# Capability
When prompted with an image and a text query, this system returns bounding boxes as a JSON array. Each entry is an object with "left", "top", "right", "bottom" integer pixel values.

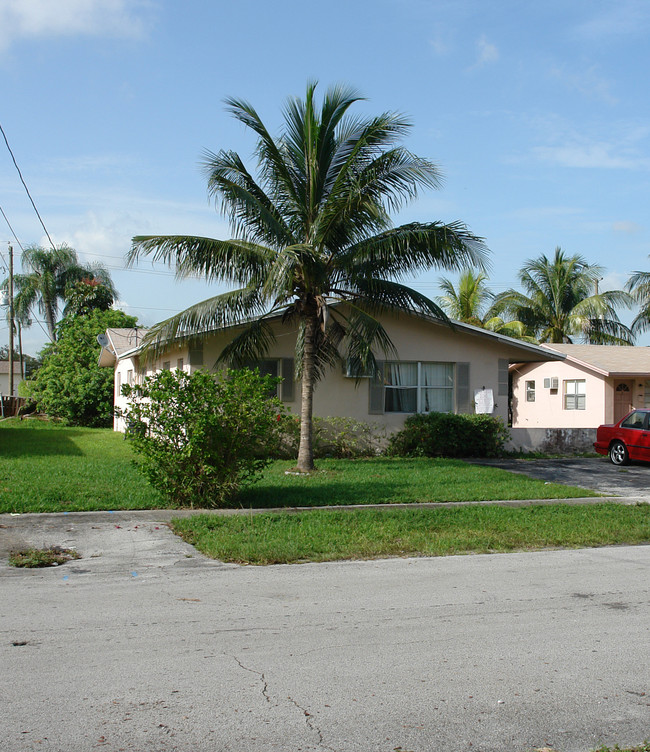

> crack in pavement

[
  {"left": 285, "top": 695, "right": 335, "bottom": 751},
  {"left": 232, "top": 656, "right": 271, "bottom": 704},
  {"left": 233, "top": 656, "right": 335, "bottom": 750}
]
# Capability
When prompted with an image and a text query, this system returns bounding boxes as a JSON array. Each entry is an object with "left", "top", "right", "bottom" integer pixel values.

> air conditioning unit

[{"left": 544, "top": 377, "right": 559, "bottom": 390}]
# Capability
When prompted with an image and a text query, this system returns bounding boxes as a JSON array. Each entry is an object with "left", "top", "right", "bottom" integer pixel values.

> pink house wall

[{"left": 511, "top": 360, "right": 607, "bottom": 429}]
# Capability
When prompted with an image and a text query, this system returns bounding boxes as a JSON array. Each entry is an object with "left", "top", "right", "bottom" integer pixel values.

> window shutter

[
  {"left": 498, "top": 358, "right": 509, "bottom": 397},
  {"left": 456, "top": 362, "right": 470, "bottom": 413},
  {"left": 368, "top": 361, "right": 385, "bottom": 415},
  {"left": 281, "top": 358, "right": 295, "bottom": 402},
  {"left": 188, "top": 345, "right": 204, "bottom": 367}
]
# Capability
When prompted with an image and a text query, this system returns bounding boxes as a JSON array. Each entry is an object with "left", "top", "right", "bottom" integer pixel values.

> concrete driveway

[
  {"left": 2, "top": 509, "right": 649, "bottom": 752},
  {"left": 471, "top": 456, "right": 650, "bottom": 500}
]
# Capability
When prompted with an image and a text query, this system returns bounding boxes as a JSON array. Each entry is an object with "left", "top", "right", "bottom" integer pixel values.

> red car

[{"left": 594, "top": 408, "right": 650, "bottom": 465}]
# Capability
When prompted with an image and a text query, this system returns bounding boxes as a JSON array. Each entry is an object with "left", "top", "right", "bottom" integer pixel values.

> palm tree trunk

[
  {"left": 45, "top": 303, "right": 57, "bottom": 342},
  {"left": 297, "top": 315, "right": 317, "bottom": 472}
]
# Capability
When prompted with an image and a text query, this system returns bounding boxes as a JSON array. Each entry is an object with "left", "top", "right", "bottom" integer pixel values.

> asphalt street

[{"left": 2, "top": 508, "right": 649, "bottom": 752}]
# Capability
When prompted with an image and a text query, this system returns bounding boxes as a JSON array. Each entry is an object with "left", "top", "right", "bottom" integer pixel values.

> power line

[
  {"left": 0, "top": 205, "right": 25, "bottom": 253},
  {"left": 0, "top": 122, "right": 57, "bottom": 252}
]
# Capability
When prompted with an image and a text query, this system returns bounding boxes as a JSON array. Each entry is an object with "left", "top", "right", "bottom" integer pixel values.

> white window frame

[
  {"left": 564, "top": 379, "right": 586, "bottom": 410},
  {"left": 525, "top": 380, "right": 535, "bottom": 402},
  {"left": 384, "top": 361, "right": 454, "bottom": 414}
]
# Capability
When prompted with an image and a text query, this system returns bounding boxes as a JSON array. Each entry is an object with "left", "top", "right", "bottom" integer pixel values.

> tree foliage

[
  {"left": 626, "top": 257, "right": 650, "bottom": 335},
  {"left": 121, "top": 368, "right": 286, "bottom": 507},
  {"left": 4, "top": 244, "right": 117, "bottom": 341},
  {"left": 437, "top": 269, "right": 534, "bottom": 341},
  {"left": 129, "top": 83, "right": 488, "bottom": 471},
  {"left": 494, "top": 247, "right": 633, "bottom": 344},
  {"left": 29, "top": 308, "right": 137, "bottom": 426}
]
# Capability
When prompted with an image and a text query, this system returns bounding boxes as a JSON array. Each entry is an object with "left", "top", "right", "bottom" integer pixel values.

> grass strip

[{"left": 170, "top": 502, "right": 650, "bottom": 565}]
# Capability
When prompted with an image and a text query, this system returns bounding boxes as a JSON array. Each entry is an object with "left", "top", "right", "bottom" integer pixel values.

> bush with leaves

[
  {"left": 29, "top": 308, "right": 137, "bottom": 427},
  {"left": 121, "top": 368, "right": 286, "bottom": 507},
  {"left": 278, "top": 416, "right": 385, "bottom": 459},
  {"left": 387, "top": 412, "right": 510, "bottom": 458}
]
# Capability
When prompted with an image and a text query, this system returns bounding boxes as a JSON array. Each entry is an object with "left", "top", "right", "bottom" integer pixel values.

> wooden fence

[{"left": 0, "top": 396, "right": 25, "bottom": 418}]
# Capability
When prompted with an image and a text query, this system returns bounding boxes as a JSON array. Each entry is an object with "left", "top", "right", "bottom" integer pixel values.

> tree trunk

[
  {"left": 45, "top": 304, "right": 57, "bottom": 342},
  {"left": 297, "top": 315, "right": 317, "bottom": 472}
]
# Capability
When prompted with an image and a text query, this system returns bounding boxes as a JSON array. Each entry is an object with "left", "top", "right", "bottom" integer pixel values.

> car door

[{"left": 619, "top": 411, "right": 650, "bottom": 461}]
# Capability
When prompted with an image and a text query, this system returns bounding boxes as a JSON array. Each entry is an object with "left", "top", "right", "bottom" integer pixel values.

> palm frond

[
  {"left": 217, "top": 317, "right": 278, "bottom": 367},
  {"left": 201, "top": 149, "right": 296, "bottom": 247},
  {"left": 338, "top": 222, "right": 488, "bottom": 278},
  {"left": 139, "top": 286, "right": 273, "bottom": 360},
  {"left": 129, "top": 236, "right": 275, "bottom": 287}
]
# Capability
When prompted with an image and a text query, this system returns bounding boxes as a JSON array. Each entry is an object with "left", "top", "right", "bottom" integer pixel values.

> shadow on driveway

[{"left": 470, "top": 456, "right": 650, "bottom": 499}]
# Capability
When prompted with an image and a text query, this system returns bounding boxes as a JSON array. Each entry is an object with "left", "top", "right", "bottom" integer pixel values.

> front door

[{"left": 614, "top": 381, "right": 634, "bottom": 423}]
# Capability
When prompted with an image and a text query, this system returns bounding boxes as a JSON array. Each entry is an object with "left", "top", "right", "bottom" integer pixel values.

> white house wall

[{"left": 111, "top": 313, "right": 555, "bottom": 433}]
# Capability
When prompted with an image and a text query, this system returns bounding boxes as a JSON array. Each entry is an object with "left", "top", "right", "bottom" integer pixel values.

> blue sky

[{"left": 1, "top": 0, "right": 649, "bottom": 355}]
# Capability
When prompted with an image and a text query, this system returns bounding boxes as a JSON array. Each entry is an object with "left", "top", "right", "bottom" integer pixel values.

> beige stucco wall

[
  {"left": 0, "top": 372, "right": 23, "bottom": 397},
  {"left": 111, "top": 313, "right": 556, "bottom": 433},
  {"left": 511, "top": 360, "right": 606, "bottom": 429}
]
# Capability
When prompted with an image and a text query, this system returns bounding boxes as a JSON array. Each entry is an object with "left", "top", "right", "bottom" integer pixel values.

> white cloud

[
  {"left": 472, "top": 35, "right": 499, "bottom": 68},
  {"left": 0, "top": 0, "right": 153, "bottom": 52},
  {"left": 612, "top": 220, "right": 643, "bottom": 234},
  {"left": 528, "top": 118, "right": 650, "bottom": 170},
  {"left": 534, "top": 140, "right": 650, "bottom": 170},
  {"left": 550, "top": 64, "right": 617, "bottom": 105},
  {"left": 574, "top": 0, "right": 650, "bottom": 41},
  {"left": 429, "top": 29, "right": 451, "bottom": 56}
]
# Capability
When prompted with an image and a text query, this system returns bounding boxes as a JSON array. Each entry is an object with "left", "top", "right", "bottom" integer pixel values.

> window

[
  {"left": 621, "top": 411, "right": 646, "bottom": 430},
  {"left": 188, "top": 346, "right": 203, "bottom": 367},
  {"left": 162, "top": 361, "right": 171, "bottom": 371},
  {"left": 176, "top": 358, "right": 184, "bottom": 372},
  {"left": 564, "top": 379, "right": 586, "bottom": 410},
  {"left": 644, "top": 380, "right": 650, "bottom": 408},
  {"left": 384, "top": 362, "right": 453, "bottom": 413},
  {"left": 244, "top": 358, "right": 295, "bottom": 402},
  {"left": 127, "top": 369, "right": 134, "bottom": 386},
  {"left": 525, "top": 380, "right": 535, "bottom": 402}
]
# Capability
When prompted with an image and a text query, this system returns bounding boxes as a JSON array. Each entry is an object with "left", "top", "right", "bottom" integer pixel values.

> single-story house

[
  {"left": 100, "top": 310, "right": 564, "bottom": 437},
  {"left": 510, "top": 344, "right": 650, "bottom": 453},
  {"left": 0, "top": 360, "right": 24, "bottom": 397}
]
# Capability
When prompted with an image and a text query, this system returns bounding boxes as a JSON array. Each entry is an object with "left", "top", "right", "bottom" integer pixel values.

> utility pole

[{"left": 8, "top": 244, "right": 14, "bottom": 399}]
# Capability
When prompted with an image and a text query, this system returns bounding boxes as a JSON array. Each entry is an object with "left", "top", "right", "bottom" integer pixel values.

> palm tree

[
  {"left": 438, "top": 269, "right": 536, "bottom": 341},
  {"left": 6, "top": 244, "right": 116, "bottom": 341},
  {"left": 494, "top": 247, "right": 633, "bottom": 345},
  {"left": 129, "top": 84, "right": 488, "bottom": 471},
  {"left": 437, "top": 269, "right": 492, "bottom": 327},
  {"left": 626, "top": 257, "right": 650, "bottom": 334}
]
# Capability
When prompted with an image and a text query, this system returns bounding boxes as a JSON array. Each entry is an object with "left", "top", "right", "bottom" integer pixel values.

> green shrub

[
  {"left": 277, "top": 416, "right": 385, "bottom": 459},
  {"left": 29, "top": 308, "right": 137, "bottom": 427},
  {"left": 121, "top": 368, "right": 285, "bottom": 507},
  {"left": 387, "top": 412, "right": 509, "bottom": 458}
]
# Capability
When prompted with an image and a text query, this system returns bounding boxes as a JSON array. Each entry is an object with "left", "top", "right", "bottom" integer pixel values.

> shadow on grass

[
  {"left": 0, "top": 428, "right": 85, "bottom": 457},
  {"left": 236, "top": 477, "right": 406, "bottom": 509}
]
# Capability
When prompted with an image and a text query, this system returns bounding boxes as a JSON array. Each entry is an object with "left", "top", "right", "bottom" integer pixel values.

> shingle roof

[
  {"left": 542, "top": 344, "right": 650, "bottom": 376},
  {"left": 106, "top": 328, "right": 149, "bottom": 356}
]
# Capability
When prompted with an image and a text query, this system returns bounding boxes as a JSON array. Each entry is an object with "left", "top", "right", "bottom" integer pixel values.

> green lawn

[
  {"left": 238, "top": 456, "right": 598, "bottom": 507},
  {"left": 171, "top": 502, "right": 650, "bottom": 565},
  {"left": 0, "top": 419, "right": 597, "bottom": 513},
  {"left": 0, "top": 419, "right": 165, "bottom": 513}
]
